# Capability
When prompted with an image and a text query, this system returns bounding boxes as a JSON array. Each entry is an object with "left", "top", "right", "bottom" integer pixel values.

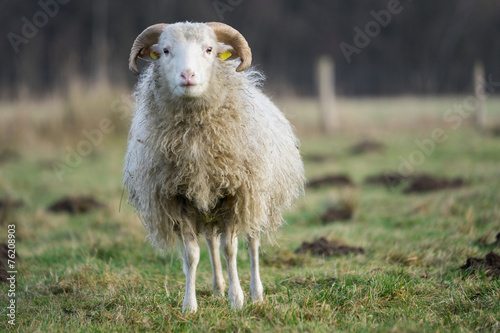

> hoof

[
  {"left": 182, "top": 299, "right": 197, "bottom": 313},
  {"left": 229, "top": 287, "right": 244, "bottom": 310}
]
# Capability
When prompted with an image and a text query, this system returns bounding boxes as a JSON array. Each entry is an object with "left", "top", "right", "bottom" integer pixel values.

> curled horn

[
  {"left": 129, "top": 23, "right": 169, "bottom": 74},
  {"left": 205, "top": 22, "right": 252, "bottom": 72}
]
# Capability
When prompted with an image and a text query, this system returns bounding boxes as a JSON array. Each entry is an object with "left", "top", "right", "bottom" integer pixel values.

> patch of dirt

[
  {"left": 320, "top": 204, "right": 353, "bottom": 223},
  {"left": 308, "top": 174, "right": 353, "bottom": 189},
  {"left": 403, "top": 174, "right": 465, "bottom": 194},
  {"left": 460, "top": 251, "right": 500, "bottom": 278},
  {"left": 295, "top": 237, "right": 364, "bottom": 257},
  {"left": 0, "top": 267, "right": 8, "bottom": 283},
  {"left": 364, "top": 173, "right": 466, "bottom": 193},
  {"left": 364, "top": 172, "right": 406, "bottom": 188},
  {"left": 0, "top": 242, "right": 19, "bottom": 284},
  {"left": 1, "top": 242, "right": 19, "bottom": 265},
  {"left": 0, "top": 198, "right": 24, "bottom": 211},
  {"left": 302, "top": 153, "right": 332, "bottom": 163},
  {"left": 0, "top": 149, "right": 20, "bottom": 164},
  {"left": 491, "top": 126, "right": 500, "bottom": 137},
  {"left": 349, "top": 140, "right": 385, "bottom": 155},
  {"left": 47, "top": 196, "right": 105, "bottom": 214},
  {"left": 1, "top": 243, "right": 9, "bottom": 265}
]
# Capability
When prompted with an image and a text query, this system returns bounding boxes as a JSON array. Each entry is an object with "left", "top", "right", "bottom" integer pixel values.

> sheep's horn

[
  {"left": 129, "top": 23, "right": 169, "bottom": 74},
  {"left": 206, "top": 22, "right": 252, "bottom": 72}
]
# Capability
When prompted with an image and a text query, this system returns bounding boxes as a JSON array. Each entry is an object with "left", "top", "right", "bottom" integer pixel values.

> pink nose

[{"left": 180, "top": 70, "right": 195, "bottom": 83}]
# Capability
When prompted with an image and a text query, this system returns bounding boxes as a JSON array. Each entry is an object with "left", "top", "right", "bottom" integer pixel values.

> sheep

[{"left": 124, "top": 21, "right": 304, "bottom": 313}]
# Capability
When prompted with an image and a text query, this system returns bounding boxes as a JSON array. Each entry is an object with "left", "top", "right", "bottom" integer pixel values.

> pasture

[{"left": 1, "top": 90, "right": 499, "bottom": 332}]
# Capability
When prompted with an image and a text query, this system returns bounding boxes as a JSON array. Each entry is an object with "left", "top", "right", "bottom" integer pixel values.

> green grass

[{"left": 1, "top": 96, "right": 500, "bottom": 332}]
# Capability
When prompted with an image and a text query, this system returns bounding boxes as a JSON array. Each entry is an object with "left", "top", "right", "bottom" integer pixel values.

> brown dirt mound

[
  {"left": 460, "top": 252, "right": 500, "bottom": 278},
  {"left": 364, "top": 172, "right": 406, "bottom": 188},
  {"left": 47, "top": 196, "right": 105, "bottom": 214},
  {"left": 0, "top": 149, "right": 19, "bottom": 164},
  {"left": 365, "top": 173, "right": 466, "bottom": 193},
  {"left": 0, "top": 267, "right": 8, "bottom": 283},
  {"left": 403, "top": 174, "right": 465, "bottom": 194},
  {"left": 303, "top": 153, "right": 331, "bottom": 163},
  {"left": 1, "top": 242, "right": 19, "bottom": 265},
  {"left": 295, "top": 237, "right": 364, "bottom": 257},
  {"left": 349, "top": 140, "right": 385, "bottom": 155},
  {"left": 320, "top": 205, "right": 353, "bottom": 223},
  {"left": 0, "top": 198, "right": 24, "bottom": 210},
  {"left": 1, "top": 243, "right": 10, "bottom": 265},
  {"left": 308, "top": 174, "right": 353, "bottom": 189},
  {"left": 491, "top": 126, "right": 500, "bottom": 137},
  {"left": 0, "top": 242, "right": 19, "bottom": 284}
]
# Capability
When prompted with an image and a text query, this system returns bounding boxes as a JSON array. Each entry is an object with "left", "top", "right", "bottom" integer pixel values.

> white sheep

[{"left": 124, "top": 21, "right": 304, "bottom": 313}]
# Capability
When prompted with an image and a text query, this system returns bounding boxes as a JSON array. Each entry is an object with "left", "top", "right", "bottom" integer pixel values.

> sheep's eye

[
  {"left": 163, "top": 48, "right": 169, "bottom": 55},
  {"left": 206, "top": 47, "right": 212, "bottom": 54}
]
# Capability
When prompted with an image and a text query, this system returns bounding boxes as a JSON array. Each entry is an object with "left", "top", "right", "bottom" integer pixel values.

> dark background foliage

[{"left": 1, "top": 0, "right": 499, "bottom": 97}]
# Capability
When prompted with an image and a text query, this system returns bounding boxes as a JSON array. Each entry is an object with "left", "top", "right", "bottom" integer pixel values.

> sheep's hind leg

[
  {"left": 205, "top": 232, "right": 225, "bottom": 296},
  {"left": 181, "top": 234, "right": 200, "bottom": 313},
  {"left": 247, "top": 234, "right": 264, "bottom": 303},
  {"left": 221, "top": 230, "right": 244, "bottom": 310}
]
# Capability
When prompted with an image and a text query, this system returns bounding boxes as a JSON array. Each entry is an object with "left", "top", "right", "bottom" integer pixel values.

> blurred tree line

[{"left": 1, "top": 0, "right": 499, "bottom": 98}]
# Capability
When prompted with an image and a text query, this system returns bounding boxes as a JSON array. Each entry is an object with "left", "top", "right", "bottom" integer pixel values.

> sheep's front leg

[
  {"left": 247, "top": 234, "right": 264, "bottom": 303},
  {"left": 181, "top": 234, "right": 200, "bottom": 313},
  {"left": 221, "top": 231, "right": 244, "bottom": 310},
  {"left": 205, "top": 232, "right": 225, "bottom": 296}
]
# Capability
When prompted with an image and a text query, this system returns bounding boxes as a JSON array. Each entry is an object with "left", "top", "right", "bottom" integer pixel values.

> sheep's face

[{"left": 151, "top": 24, "right": 233, "bottom": 98}]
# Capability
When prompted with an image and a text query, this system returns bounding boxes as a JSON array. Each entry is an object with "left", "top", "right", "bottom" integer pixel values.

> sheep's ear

[
  {"left": 138, "top": 44, "right": 162, "bottom": 61},
  {"left": 217, "top": 44, "right": 239, "bottom": 61}
]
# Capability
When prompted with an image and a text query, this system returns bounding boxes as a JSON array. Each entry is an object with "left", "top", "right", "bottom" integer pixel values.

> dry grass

[
  {"left": 1, "top": 92, "right": 500, "bottom": 331},
  {"left": 278, "top": 95, "right": 500, "bottom": 135},
  {"left": 2, "top": 85, "right": 500, "bottom": 153},
  {"left": 0, "top": 81, "right": 132, "bottom": 152}
]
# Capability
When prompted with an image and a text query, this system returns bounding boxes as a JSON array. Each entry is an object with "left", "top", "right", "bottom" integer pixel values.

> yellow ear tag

[
  {"left": 219, "top": 51, "right": 232, "bottom": 61},
  {"left": 150, "top": 50, "right": 160, "bottom": 60}
]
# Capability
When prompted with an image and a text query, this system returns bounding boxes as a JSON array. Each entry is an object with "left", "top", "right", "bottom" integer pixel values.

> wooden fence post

[
  {"left": 316, "top": 56, "right": 338, "bottom": 133},
  {"left": 474, "top": 60, "right": 486, "bottom": 129},
  {"left": 92, "top": 0, "right": 109, "bottom": 85}
]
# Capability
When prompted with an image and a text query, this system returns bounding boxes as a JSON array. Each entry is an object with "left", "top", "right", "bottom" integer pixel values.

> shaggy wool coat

[{"left": 124, "top": 58, "right": 304, "bottom": 250}]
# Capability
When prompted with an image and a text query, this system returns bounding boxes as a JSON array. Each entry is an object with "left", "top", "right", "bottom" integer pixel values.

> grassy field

[{"left": 1, "top": 92, "right": 499, "bottom": 332}]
